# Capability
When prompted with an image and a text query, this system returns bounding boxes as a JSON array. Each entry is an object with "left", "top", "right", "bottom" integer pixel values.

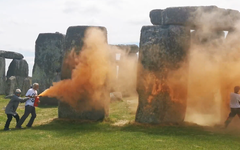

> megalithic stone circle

[{"left": 136, "top": 25, "right": 190, "bottom": 123}]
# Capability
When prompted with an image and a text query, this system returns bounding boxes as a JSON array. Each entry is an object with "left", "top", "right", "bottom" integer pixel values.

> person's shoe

[
  {"left": 4, "top": 128, "right": 11, "bottom": 131},
  {"left": 26, "top": 125, "right": 32, "bottom": 128}
]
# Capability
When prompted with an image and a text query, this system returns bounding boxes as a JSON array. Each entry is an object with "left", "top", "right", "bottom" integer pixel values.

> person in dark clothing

[{"left": 4, "top": 89, "right": 29, "bottom": 131}]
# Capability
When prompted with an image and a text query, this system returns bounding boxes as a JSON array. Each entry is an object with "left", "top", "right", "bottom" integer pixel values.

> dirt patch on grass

[{"left": 112, "top": 120, "right": 130, "bottom": 126}]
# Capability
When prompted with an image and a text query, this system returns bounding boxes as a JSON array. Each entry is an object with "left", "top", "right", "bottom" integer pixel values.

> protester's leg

[
  {"left": 13, "top": 114, "right": 20, "bottom": 126},
  {"left": 236, "top": 108, "right": 240, "bottom": 119},
  {"left": 26, "top": 107, "right": 36, "bottom": 127},
  {"left": 237, "top": 114, "right": 240, "bottom": 118},
  {"left": 225, "top": 108, "right": 236, "bottom": 128},
  {"left": 16, "top": 106, "right": 31, "bottom": 127},
  {"left": 4, "top": 114, "right": 13, "bottom": 129}
]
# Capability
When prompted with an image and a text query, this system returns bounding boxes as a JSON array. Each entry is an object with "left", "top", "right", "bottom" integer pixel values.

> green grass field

[{"left": 0, "top": 95, "right": 240, "bottom": 150}]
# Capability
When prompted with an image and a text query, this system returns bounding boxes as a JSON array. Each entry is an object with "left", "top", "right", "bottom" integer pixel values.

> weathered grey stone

[
  {"left": 150, "top": 9, "right": 163, "bottom": 25},
  {"left": 53, "top": 72, "right": 61, "bottom": 82},
  {"left": 6, "top": 59, "right": 28, "bottom": 95},
  {"left": 5, "top": 76, "right": 17, "bottom": 95},
  {"left": 0, "top": 57, "right": 5, "bottom": 76},
  {"left": 59, "top": 26, "right": 109, "bottom": 120},
  {"left": 0, "top": 57, "right": 5, "bottom": 94},
  {"left": 39, "top": 97, "right": 58, "bottom": 106},
  {"left": 15, "top": 76, "right": 26, "bottom": 90},
  {"left": 0, "top": 50, "right": 24, "bottom": 59},
  {"left": 32, "top": 33, "right": 64, "bottom": 94},
  {"left": 5, "top": 59, "right": 30, "bottom": 95},
  {"left": 191, "top": 30, "right": 225, "bottom": 45},
  {"left": 22, "top": 77, "right": 31, "bottom": 96},
  {"left": 7, "top": 59, "right": 28, "bottom": 77},
  {"left": 62, "top": 26, "right": 107, "bottom": 79},
  {"left": 0, "top": 77, "right": 5, "bottom": 95},
  {"left": 5, "top": 76, "right": 30, "bottom": 96},
  {"left": 150, "top": 6, "right": 215, "bottom": 26},
  {"left": 136, "top": 25, "right": 190, "bottom": 123},
  {"left": 150, "top": 6, "right": 240, "bottom": 31}
]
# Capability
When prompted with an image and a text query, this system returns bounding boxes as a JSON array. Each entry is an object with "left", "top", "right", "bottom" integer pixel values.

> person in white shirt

[
  {"left": 16, "top": 83, "right": 39, "bottom": 128},
  {"left": 224, "top": 86, "right": 240, "bottom": 128}
]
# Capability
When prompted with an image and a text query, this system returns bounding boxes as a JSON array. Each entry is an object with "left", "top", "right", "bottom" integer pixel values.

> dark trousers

[
  {"left": 4, "top": 114, "right": 19, "bottom": 129},
  {"left": 225, "top": 108, "right": 240, "bottom": 127},
  {"left": 17, "top": 105, "right": 36, "bottom": 127}
]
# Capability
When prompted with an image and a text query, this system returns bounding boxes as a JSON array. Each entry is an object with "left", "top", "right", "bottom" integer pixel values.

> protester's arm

[
  {"left": 19, "top": 97, "right": 30, "bottom": 103},
  {"left": 4, "top": 95, "right": 13, "bottom": 99},
  {"left": 12, "top": 96, "right": 29, "bottom": 103}
]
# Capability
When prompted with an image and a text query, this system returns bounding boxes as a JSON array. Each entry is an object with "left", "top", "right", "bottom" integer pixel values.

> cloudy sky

[{"left": 0, "top": 0, "right": 240, "bottom": 76}]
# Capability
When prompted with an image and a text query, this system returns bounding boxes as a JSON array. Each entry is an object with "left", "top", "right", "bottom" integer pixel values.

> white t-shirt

[
  {"left": 25, "top": 88, "right": 38, "bottom": 106},
  {"left": 230, "top": 93, "right": 240, "bottom": 108}
]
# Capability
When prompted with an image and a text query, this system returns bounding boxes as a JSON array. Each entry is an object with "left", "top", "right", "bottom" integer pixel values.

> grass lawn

[{"left": 0, "top": 95, "right": 240, "bottom": 150}]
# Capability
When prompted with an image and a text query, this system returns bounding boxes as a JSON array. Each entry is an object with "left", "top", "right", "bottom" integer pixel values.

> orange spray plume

[{"left": 39, "top": 28, "right": 114, "bottom": 110}]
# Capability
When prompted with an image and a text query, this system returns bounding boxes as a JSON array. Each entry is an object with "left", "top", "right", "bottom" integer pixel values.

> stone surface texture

[
  {"left": 0, "top": 57, "right": 5, "bottom": 94},
  {"left": 5, "top": 76, "right": 17, "bottom": 95},
  {"left": 150, "top": 6, "right": 240, "bottom": 31},
  {"left": 7, "top": 59, "right": 28, "bottom": 77},
  {"left": 32, "top": 33, "right": 65, "bottom": 94},
  {"left": 135, "top": 25, "right": 190, "bottom": 123},
  {"left": 59, "top": 26, "right": 109, "bottom": 120},
  {"left": 0, "top": 50, "right": 24, "bottom": 59}
]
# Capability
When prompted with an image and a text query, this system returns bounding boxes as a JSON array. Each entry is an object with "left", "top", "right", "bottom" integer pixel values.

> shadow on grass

[
  {"left": 28, "top": 118, "right": 213, "bottom": 138},
  {"left": 38, "top": 105, "right": 58, "bottom": 108}
]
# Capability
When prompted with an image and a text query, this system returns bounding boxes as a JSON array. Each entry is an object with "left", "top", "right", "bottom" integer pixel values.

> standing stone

[
  {"left": 61, "top": 26, "right": 107, "bottom": 79},
  {"left": 0, "top": 57, "right": 5, "bottom": 94},
  {"left": 5, "top": 76, "right": 17, "bottom": 95},
  {"left": 7, "top": 59, "right": 28, "bottom": 77},
  {"left": 136, "top": 25, "right": 190, "bottom": 123},
  {"left": 59, "top": 26, "right": 109, "bottom": 120},
  {"left": 6, "top": 59, "right": 28, "bottom": 95},
  {"left": 32, "top": 33, "right": 64, "bottom": 94},
  {"left": 22, "top": 77, "right": 31, "bottom": 96},
  {"left": 32, "top": 33, "right": 64, "bottom": 106}
]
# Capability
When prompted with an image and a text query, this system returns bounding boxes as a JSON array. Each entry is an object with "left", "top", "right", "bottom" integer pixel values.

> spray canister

[{"left": 34, "top": 97, "right": 40, "bottom": 107}]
